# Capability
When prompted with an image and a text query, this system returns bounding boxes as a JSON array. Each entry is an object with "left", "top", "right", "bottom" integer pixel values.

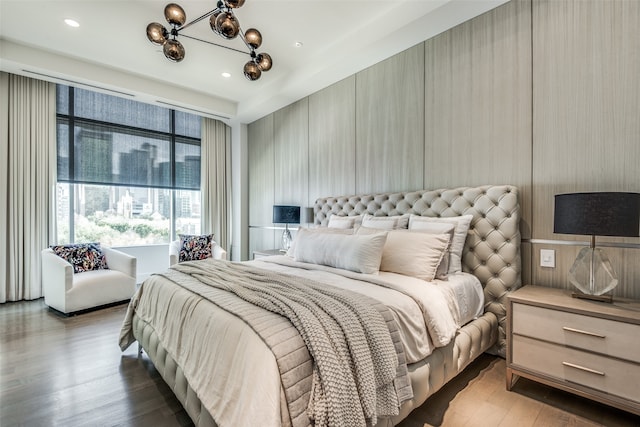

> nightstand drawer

[
  {"left": 512, "top": 335, "right": 640, "bottom": 404},
  {"left": 512, "top": 302, "right": 640, "bottom": 363}
]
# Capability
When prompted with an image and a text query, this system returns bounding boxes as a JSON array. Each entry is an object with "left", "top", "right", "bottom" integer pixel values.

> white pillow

[
  {"left": 409, "top": 214, "right": 473, "bottom": 274},
  {"left": 327, "top": 214, "right": 362, "bottom": 229},
  {"left": 361, "top": 214, "right": 410, "bottom": 230},
  {"left": 286, "top": 227, "right": 354, "bottom": 257},
  {"left": 379, "top": 230, "right": 451, "bottom": 281},
  {"left": 292, "top": 228, "right": 387, "bottom": 274}
]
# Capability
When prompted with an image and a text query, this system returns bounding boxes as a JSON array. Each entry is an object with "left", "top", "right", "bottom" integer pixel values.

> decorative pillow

[
  {"left": 51, "top": 242, "right": 108, "bottom": 274},
  {"left": 360, "top": 225, "right": 453, "bottom": 279},
  {"left": 292, "top": 228, "right": 387, "bottom": 274},
  {"left": 379, "top": 230, "right": 451, "bottom": 281},
  {"left": 179, "top": 234, "right": 214, "bottom": 262},
  {"left": 360, "top": 214, "right": 407, "bottom": 230},
  {"left": 409, "top": 214, "right": 473, "bottom": 274},
  {"left": 327, "top": 214, "right": 362, "bottom": 229},
  {"left": 405, "top": 222, "right": 455, "bottom": 279}
]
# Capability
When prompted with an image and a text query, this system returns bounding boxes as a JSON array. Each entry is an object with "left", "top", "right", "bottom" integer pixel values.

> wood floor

[{"left": 1, "top": 299, "right": 638, "bottom": 427}]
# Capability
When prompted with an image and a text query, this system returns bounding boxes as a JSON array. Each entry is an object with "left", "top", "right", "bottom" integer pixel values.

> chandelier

[{"left": 146, "top": 1, "right": 273, "bottom": 81}]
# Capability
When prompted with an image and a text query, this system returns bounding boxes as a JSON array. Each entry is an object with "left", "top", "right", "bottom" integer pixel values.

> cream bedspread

[
  {"left": 120, "top": 258, "right": 462, "bottom": 426},
  {"left": 255, "top": 256, "right": 466, "bottom": 363}
]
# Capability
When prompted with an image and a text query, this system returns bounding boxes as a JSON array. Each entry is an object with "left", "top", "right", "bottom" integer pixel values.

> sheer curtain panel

[
  {"left": 0, "top": 72, "right": 56, "bottom": 302},
  {"left": 201, "top": 118, "right": 231, "bottom": 253}
]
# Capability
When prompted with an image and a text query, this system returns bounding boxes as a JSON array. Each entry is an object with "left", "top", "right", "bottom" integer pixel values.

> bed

[{"left": 119, "top": 184, "right": 521, "bottom": 427}]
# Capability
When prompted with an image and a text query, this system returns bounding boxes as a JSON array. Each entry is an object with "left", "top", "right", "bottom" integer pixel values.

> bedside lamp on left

[{"left": 273, "top": 205, "right": 300, "bottom": 251}]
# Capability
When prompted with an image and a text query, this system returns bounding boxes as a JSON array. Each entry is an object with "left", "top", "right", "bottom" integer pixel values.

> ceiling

[{"left": 0, "top": 0, "right": 508, "bottom": 124}]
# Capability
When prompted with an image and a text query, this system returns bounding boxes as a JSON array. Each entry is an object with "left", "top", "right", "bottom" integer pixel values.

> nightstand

[
  {"left": 252, "top": 249, "right": 285, "bottom": 259},
  {"left": 506, "top": 285, "right": 640, "bottom": 415}
]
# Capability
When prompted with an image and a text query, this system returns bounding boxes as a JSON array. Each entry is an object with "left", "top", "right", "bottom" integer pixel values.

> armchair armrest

[
  {"left": 169, "top": 240, "right": 180, "bottom": 266},
  {"left": 42, "top": 248, "right": 74, "bottom": 291},
  {"left": 41, "top": 248, "right": 74, "bottom": 312},
  {"left": 213, "top": 244, "right": 227, "bottom": 260},
  {"left": 102, "top": 247, "right": 136, "bottom": 279}
]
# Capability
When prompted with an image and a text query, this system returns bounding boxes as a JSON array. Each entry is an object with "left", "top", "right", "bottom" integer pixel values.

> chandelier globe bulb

[
  {"left": 163, "top": 39, "right": 185, "bottom": 62},
  {"left": 164, "top": 3, "right": 187, "bottom": 27}
]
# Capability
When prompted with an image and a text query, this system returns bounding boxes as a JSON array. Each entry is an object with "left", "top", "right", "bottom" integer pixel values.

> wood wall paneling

[
  {"left": 308, "top": 76, "right": 357, "bottom": 203},
  {"left": 248, "top": 115, "right": 276, "bottom": 254},
  {"left": 521, "top": 242, "right": 532, "bottom": 289},
  {"left": 355, "top": 44, "right": 425, "bottom": 194},
  {"left": 273, "top": 98, "right": 309, "bottom": 207},
  {"left": 532, "top": 0, "right": 640, "bottom": 297},
  {"left": 424, "top": 0, "right": 533, "bottom": 239},
  {"left": 249, "top": 227, "right": 276, "bottom": 258},
  {"left": 248, "top": 114, "right": 274, "bottom": 226}
]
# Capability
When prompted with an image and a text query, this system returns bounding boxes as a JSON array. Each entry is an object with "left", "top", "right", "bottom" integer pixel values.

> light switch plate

[{"left": 540, "top": 249, "right": 555, "bottom": 268}]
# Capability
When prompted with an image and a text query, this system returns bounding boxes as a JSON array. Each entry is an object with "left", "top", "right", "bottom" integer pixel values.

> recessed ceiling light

[
  {"left": 64, "top": 19, "right": 79, "bottom": 28},
  {"left": 294, "top": 41, "right": 303, "bottom": 48},
  {"left": 221, "top": 72, "right": 231, "bottom": 78}
]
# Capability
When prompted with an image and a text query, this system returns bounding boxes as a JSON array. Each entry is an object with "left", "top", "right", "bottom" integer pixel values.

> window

[{"left": 56, "top": 85, "right": 202, "bottom": 246}]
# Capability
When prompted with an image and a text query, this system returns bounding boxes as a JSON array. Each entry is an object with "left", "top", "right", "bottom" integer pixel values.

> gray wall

[{"left": 247, "top": 0, "right": 640, "bottom": 299}]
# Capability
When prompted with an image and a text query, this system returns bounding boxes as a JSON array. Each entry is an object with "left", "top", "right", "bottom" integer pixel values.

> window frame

[{"left": 55, "top": 85, "right": 202, "bottom": 244}]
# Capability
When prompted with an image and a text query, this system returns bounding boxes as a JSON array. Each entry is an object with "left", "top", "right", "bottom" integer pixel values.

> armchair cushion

[
  {"left": 178, "top": 234, "right": 215, "bottom": 262},
  {"left": 50, "top": 242, "right": 108, "bottom": 273}
]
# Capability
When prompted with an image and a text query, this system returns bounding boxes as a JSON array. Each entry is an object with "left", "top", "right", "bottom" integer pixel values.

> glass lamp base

[
  {"left": 568, "top": 247, "right": 618, "bottom": 296},
  {"left": 281, "top": 228, "right": 292, "bottom": 252}
]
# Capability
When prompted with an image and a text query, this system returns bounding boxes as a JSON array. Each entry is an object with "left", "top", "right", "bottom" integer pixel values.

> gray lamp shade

[
  {"left": 554, "top": 192, "right": 640, "bottom": 237},
  {"left": 273, "top": 205, "right": 300, "bottom": 224}
]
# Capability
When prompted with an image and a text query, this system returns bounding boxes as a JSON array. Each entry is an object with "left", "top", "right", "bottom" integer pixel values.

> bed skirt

[{"left": 132, "top": 311, "right": 498, "bottom": 427}]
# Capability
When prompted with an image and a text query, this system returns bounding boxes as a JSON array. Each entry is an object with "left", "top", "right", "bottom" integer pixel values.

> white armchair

[
  {"left": 169, "top": 240, "right": 227, "bottom": 266},
  {"left": 42, "top": 246, "right": 137, "bottom": 314}
]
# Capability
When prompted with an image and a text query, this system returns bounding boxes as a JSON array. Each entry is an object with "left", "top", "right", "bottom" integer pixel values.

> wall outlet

[{"left": 540, "top": 249, "right": 555, "bottom": 268}]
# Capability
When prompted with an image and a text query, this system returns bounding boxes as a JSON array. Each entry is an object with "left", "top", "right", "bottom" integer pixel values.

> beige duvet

[{"left": 120, "top": 257, "right": 464, "bottom": 426}]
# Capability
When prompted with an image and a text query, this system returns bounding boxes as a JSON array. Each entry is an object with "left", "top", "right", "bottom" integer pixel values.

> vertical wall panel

[
  {"left": 309, "top": 76, "right": 357, "bottom": 203},
  {"left": 249, "top": 228, "right": 276, "bottom": 259},
  {"left": 274, "top": 99, "right": 309, "bottom": 206},
  {"left": 532, "top": 0, "right": 640, "bottom": 298},
  {"left": 424, "top": 0, "right": 533, "bottom": 240},
  {"left": 355, "top": 44, "right": 425, "bottom": 194},
  {"left": 248, "top": 115, "right": 275, "bottom": 253}
]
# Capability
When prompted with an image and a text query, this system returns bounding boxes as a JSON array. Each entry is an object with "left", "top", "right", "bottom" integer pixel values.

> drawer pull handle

[
  {"left": 562, "top": 361, "right": 605, "bottom": 376},
  {"left": 562, "top": 326, "right": 606, "bottom": 339}
]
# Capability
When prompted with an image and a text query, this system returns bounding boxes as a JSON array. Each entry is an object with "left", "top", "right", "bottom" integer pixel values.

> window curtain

[
  {"left": 0, "top": 72, "right": 56, "bottom": 302},
  {"left": 201, "top": 117, "right": 231, "bottom": 253}
]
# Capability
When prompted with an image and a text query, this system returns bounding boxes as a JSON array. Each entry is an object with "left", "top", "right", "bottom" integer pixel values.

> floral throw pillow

[
  {"left": 51, "top": 243, "right": 109, "bottom": 274},
  {"left": 179, "top": 234, "right": 214, "bottom": 262}
]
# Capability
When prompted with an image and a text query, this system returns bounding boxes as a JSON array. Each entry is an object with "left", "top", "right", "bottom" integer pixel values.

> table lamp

[
  {"left": 273, "top": 205, "right": 300, "bottom": 251},
  {"left": 554, "top": 192, "right": 640, "bottom": 302}
]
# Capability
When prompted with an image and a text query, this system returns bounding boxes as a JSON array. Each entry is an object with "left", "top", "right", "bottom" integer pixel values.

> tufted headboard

[{"left": 314, "top": 185, "right": 521, "bottom": 356}]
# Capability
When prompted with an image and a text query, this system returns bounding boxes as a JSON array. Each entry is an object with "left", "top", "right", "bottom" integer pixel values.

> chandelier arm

[
  {"left": 180, "top": 34, "right": 250, "bottom": 56},
  {"left": 178, "top": 9, "right": 219, "bottom": 32}
]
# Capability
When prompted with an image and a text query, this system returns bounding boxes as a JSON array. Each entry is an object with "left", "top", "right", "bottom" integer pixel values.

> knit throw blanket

[{"left": 169, "top": 260, "right": 413, "bottom": 427}]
